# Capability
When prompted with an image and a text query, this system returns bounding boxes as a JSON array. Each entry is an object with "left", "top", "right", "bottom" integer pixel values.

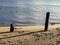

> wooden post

[
  {"left": 45, "top": 12, "right": 50, "bottom": 31},
  {"left": 10, "top": 24, "right": 14, "bottom": 32}
]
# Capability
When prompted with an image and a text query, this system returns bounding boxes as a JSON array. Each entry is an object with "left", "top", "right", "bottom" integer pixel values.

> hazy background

[{"left": 0, "top": 0, "right": 60, "bottom": 25}]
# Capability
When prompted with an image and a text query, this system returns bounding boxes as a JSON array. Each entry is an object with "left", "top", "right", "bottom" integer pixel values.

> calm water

[{"left": 0, "top": 0, "right": 60, "bottom": 25}]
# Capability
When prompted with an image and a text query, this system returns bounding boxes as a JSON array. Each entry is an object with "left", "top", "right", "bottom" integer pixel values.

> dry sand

[{"left": 0, "top": 25, "right": 60, "bottom": 45}]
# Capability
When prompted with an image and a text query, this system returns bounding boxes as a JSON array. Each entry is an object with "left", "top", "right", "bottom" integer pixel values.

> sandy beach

[{"left": 0, "top": 25, "right": 60, "bottom": 45}]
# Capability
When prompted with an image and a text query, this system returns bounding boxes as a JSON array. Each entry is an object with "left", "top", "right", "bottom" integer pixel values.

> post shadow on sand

[
  {"left": 44, "top": 12, "right": 50, "bottom": 31},
  {"left": 10, "top": 24, "right": 14, "bottom": 32},
  {"left": 0, "top": 30, "right": 44, "bottom": 39}
]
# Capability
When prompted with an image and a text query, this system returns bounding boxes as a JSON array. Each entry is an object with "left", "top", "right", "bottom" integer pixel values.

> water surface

[{"left": 0, "top": 0, "right": 60, "bottom": 25}]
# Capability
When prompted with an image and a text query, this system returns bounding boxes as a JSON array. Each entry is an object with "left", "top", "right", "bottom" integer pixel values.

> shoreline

[{"left": 0, "top": 24, "right": 60, "bottom": 32}]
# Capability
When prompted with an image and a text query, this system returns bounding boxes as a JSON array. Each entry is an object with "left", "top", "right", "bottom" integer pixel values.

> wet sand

[{"left": 0, "top": 25, "right": 60, "bottom": 45}]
